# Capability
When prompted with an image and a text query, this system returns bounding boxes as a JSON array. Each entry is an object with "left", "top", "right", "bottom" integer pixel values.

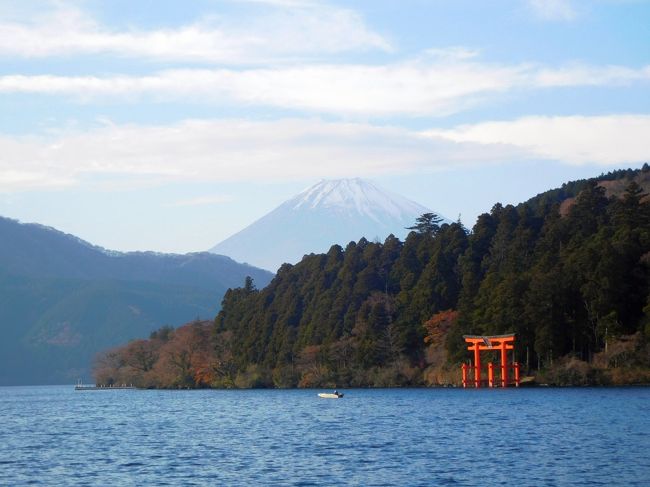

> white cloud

[
  {"left": 0, "top": 2, "right": 390, "bottom": 63},
  {"left": 527, "top": 0, "right": 577, "bottom": 21},
  {"left": 423, "top": 115, "right": 650, "bottom": 165},
  {"left": 1, "top": 60, "right": 647, "bottom": 117},
  {"left": 535, "top": 64, "right": 650, "bottom": 87},
  {"left": 0, "top": 118, "right": 525, "bottom": 192},
  {"left": 2, "top": 115, "right": 647, "bottom": 194},
  {"left": 0, "top": 115, "right": 650, "bottom": 202}
]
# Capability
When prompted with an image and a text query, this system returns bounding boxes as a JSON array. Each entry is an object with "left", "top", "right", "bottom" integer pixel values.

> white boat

[{"left": 318, "top": 392, "right": 344, "bottom": 398}]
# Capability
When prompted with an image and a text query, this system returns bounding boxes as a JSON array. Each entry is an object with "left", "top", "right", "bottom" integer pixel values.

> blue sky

[{"left": 0, "top": 0, "right": 648, "bottom": 253}]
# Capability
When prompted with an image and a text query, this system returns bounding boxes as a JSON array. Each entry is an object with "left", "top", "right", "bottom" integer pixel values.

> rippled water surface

[{"left": 1, "top": 386, "right": 648, "bottom": 486}]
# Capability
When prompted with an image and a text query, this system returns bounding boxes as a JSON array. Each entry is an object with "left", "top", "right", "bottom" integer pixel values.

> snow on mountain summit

[
  {"left": 290, "top": 178, "right": 427, "bottom": 223},
  {"left": 210, "top": 178, "right": 443, "bottom": 272}
]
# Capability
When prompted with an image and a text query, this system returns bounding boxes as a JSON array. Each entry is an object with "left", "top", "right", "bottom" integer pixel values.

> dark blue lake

[{"left": 1, "top": 386, "right": 648, "bottom": 486}]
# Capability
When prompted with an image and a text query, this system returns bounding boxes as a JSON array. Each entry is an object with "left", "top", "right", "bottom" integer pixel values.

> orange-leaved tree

[{"left": 424, "top": 309, "right": 459, "bottom": 348}]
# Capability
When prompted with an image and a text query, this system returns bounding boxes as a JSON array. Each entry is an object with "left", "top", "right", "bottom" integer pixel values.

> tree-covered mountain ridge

[
  {"left": 96, "top": 166, "right": 650, "bottom": 388},
  {"left": 0, "top": 216, "right": 274, "bottom": 385}
]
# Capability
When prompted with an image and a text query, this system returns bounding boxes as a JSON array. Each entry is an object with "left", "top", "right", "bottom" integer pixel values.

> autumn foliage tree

[
  {"left": 424, "top": 309, "right": 459, "bottom": 348},
  {"left": 94, "top": 321, "right": 217, "bottom": 388}
]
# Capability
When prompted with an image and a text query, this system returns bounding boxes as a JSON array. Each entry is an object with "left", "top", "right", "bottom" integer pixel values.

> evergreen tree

[{"left": 406, "top": 212, "right": 444, "bottom": 236}]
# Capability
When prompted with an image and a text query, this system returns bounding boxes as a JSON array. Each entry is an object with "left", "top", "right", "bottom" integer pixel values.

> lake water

[{"left": 0, "top": 386, "right": 648, "bottom": 486}]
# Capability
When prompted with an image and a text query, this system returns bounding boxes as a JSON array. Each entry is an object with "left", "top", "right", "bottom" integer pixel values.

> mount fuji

[{"left": 210, "top": 178, "right": 442, "bottom": 272}]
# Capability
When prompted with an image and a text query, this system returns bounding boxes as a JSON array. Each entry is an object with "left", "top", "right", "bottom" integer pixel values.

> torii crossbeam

[{"left": 462, "top": 334, "right": 520, "bottom": 388}]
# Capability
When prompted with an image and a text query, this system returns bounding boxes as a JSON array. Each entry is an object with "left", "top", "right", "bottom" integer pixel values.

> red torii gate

[{"left": 462, "top": 334, "right": 520, "bottom": 388}]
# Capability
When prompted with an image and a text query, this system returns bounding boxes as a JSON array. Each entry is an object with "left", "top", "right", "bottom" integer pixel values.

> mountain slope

[
  {"left": 0, "top": 217, "right": 272, "bottom": 288},
  {"left": 0, "top": 216, "right": 274, "bottom": 385},
  {"left": 210, "top": 178, "right": 438, "bottom": 271}
]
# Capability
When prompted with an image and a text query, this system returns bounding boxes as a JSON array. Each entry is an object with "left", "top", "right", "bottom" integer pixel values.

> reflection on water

[{"left": 0, "top": 386, "right": 648, "bottom": 486}]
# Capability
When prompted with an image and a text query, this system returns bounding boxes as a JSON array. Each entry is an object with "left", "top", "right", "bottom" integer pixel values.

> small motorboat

[{"left": 318, "top": 391, "right": 344, "bottom": 399}]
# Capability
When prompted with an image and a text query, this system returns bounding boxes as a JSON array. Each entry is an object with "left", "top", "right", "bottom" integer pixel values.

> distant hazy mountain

[
  {"left": 210, "top": 178, "right": 439, "bottom": 271},
  {"left": 0, "top": 216, "right": 273, "bottom": 385}
]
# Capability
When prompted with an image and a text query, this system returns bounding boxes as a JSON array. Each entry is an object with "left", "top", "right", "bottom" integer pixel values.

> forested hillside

[{"left": 96, "top": 167, "right": 650, "bottom": 388}]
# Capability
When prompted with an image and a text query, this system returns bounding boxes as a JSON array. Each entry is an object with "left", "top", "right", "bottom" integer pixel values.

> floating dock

[{"left": 75, "top": 380, "right": 136, "bottom": 391}]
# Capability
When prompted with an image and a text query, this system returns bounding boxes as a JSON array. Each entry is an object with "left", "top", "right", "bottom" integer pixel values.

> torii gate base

[{"left": 462, "top": 334, "right": 520, "bottom": 388}]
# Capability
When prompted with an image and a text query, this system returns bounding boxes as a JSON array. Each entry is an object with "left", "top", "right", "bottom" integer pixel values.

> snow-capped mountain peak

[
  {"left": 289, "top": 178, "right": 427, "bottom": 223},
  {"left": 210, "top": 178, "right": 444, "bottom": 271}
]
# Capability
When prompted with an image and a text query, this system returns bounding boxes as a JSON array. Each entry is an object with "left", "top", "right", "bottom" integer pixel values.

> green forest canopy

[{"left": 95, "top": 167, "right": 650, "bottom": 388}]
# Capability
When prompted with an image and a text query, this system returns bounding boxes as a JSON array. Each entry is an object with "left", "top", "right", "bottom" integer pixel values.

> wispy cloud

[
  {"left": 0, "top": 62, "right": 524, "bottom": 116},
  {"left": 5, "top": 113, "right": 648, "bottom": 194},
  {"left": 5, "top": 114, "right": 646, "bottom": 194},
  {"left": 0, "top": 3, "right": 647, "bottom": 121},
  {"left": 423, "top": 114, "right": 650, "bottom": 165},
  {"left": 0, "top": 2, "right": 390, "bottom": 63},
  {"left": 0, "top": 118, "right": 526, "bottom": 192},
  {"left": 534, "top": 64, "right": 650, "bottom": 87},
  {"left": 1, "top": 60, "right": 647, "bottom": 117},
  {"left": 527, "top": 0, "right": 577, "bottom": 21}
]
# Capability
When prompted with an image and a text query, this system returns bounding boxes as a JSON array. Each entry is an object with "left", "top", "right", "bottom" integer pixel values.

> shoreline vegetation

[
  {"left": 94, "top": 320, "right": 650, "bottom": 388},
  {"left": 95, "top": 167, "right": 650, "bottom": 389}
]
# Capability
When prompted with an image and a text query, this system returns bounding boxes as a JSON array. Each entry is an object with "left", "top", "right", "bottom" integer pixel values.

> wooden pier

[{"left": 74, "top": 380, "right": 136, "bottom": 390}]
